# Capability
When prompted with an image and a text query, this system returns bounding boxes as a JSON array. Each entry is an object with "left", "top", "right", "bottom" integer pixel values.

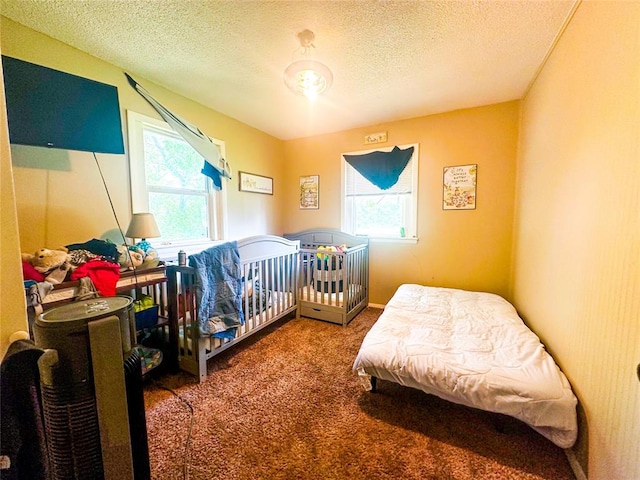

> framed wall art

[
  {"left": 443, "top": 164, "right": 477, "bottom": 210},
  {"left": 239, "top": 171, "right": 273, "bottom": 195},
  {"left": 299, "top": 175, "right": 319, "bottom": 209}
]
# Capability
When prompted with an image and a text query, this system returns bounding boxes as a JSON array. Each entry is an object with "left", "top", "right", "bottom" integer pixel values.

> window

[
  {"left": 341, "top": 143, "right": 418, "bottom": 241},
  {"left": 127, "top": 111, "right": 227, "bottom": 255}
]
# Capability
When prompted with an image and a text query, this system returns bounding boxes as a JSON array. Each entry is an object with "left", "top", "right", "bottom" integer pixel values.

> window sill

[
  {"left": 369, "top": 237, "right": 418, "bottom": 245},
  {"left": 154, "top": 240, "right": 222, "bottom": 262}
]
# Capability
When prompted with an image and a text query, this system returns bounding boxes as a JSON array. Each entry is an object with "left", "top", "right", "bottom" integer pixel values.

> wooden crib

[
  {"left": 284, "top": 229, "right": 369, "bottom": 326},
  {"left": 167, "top": 235, "right": 299, "bottom": 382}
]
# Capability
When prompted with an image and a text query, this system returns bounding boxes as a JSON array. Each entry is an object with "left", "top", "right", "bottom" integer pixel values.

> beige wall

[
  {"left": 1, "top": 17, "right": 285, "bottom": 254},
  {"left": 513, "top": 1, "right": 640, "bottom": 478},
  {"left": 283, "top": 102, "right": 519, "bottom": 304},
  {"left": 4, "top": 6, "right": 639, "bottom": 478},
  {"left": 0, "top": 40, "right": 28, "bottom": 358}
]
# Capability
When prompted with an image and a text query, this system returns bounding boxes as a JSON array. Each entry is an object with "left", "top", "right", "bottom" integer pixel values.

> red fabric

[
  {"left": 178, "top": 290, "right": 194, "bottom": 319},
  {"left": 22, "top": 261, "right": 45, "bottom": 282},
  {"left": 71, "top": 260, "right": 121, "bottom": 296}
]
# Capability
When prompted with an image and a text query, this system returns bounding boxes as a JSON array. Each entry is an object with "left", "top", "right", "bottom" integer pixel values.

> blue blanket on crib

[{"left": 188, "top": 241, "right": 244, "bottom": 338}]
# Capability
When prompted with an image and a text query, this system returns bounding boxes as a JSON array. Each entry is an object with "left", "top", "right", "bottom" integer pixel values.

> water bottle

[{"left": 178, "top": 250, "right": 187, "bottom": 266}]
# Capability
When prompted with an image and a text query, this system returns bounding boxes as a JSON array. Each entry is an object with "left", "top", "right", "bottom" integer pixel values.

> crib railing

[
  {"left": 344, "top": 244, "right": 369, "bottom": 314},
  {"left": 297, "top": 242, "right": 369, "bottom": 322},
  {"left": 167, "top": 249, "right": 298, "bottom": 381},
  {"left": 300, "top": 249, "right": 345, "bottom": 305}
]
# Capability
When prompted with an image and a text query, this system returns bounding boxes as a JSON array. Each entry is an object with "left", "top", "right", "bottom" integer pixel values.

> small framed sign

[
  {"left": 364, "top": 131, "right": 388, "bottom": 144},
  {"left": 443, "top": 164, "right": 477, "bottom": 210},
  {"left": 239, "top": 171, "right": 273, "bottom": 195},
  {"left": 299, "top": 175, "right": 319, "bottom": 209}
]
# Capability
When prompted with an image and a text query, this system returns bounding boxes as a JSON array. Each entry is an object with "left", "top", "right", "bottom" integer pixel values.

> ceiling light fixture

[{"left": 283, "top": 29, "right": 333, "bottom": 100}]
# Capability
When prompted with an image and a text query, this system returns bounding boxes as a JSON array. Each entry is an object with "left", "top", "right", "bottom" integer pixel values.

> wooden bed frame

[
  {"left": 167, "top": 235, "right": 299, "bottom": 382},
  {"left": 284, "top": 229, "right": 369, "bottom": 326}
]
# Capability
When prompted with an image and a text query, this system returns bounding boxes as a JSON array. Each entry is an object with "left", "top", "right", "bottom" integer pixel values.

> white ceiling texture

[{"left": 1, "top": 0, "right": 578, "bottom": 140}]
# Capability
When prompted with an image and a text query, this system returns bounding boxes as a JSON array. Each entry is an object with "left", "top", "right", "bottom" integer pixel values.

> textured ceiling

[{"left": 1, "top": 0, "right": 577, "bottom": 140}]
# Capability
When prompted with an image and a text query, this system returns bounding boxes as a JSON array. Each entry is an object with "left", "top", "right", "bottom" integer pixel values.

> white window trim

[
  {"left": 127, "top": 110, "right": 228, "bottom": 259},
  {"left": 340, "top": 143, "right": 419, "bottom": 243}
]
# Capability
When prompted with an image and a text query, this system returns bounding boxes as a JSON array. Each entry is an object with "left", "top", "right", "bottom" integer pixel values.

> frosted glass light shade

[
  {"left": 125, "top": 213, "right": 160, "bottom": 240},
  {"left": 284, "top": 59, "right": 333, "bottom": 99}
]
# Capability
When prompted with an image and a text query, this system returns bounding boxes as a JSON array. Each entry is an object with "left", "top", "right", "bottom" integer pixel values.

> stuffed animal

[
  {"left": 139, "top": 248, "right": 160, "bottom": 269},
  {"left": 116, "top": 244, "right": 144, "bottom": 270},
  {"left": 22, "top": 248, "right": 72, "bottom": 284}
]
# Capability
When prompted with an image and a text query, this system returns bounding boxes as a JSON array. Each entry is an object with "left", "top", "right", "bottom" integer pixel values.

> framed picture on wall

[
  {"left": 443, "top": 164, "right": 477, "bottom": 210},
  {"left": 239, "top": 171, "right": 273, "bottom": 195},
  {"left": 299, "top": 175, "right": 319, "bottom": 209}
]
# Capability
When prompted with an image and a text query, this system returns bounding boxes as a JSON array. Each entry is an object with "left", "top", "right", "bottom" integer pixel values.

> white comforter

[{"left": 352, "top": 284, "right": 578, "bottom": 448}]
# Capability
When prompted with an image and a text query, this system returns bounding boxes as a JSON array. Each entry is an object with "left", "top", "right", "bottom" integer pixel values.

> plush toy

[
  {"left": 116, "top": 244, "right": 144, "bottom": 270},
  {"left": 139, "top": 248, "right": 160, "bottom": 269},
  {"left": 22, "top": 248, "right": 72, "bottom": 284},
  {"left": 316, "top": 245, "right": 345, "bottom": 260}
]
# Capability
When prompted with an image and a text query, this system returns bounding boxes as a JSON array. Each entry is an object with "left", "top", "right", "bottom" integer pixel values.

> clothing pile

[{"left": 22, "top": 239, "right": 123, "bottom": 314}]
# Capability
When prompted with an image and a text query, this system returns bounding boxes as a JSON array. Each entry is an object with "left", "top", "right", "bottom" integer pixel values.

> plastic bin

[{"left": 135, "top": 304, "right": 159, "bottom": 330}]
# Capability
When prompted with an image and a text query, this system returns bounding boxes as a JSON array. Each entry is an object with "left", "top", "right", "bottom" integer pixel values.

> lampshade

[
  {"left": 125, "top": 213, "right": 160, "bottom": 240},
  {"left": 284, "top": 29, "right": 333, "bottom": 99}
]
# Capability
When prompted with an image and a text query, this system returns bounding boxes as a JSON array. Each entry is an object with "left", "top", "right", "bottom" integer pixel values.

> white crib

[
  {"left": 285, "top": 229, "right": 369, "bottom": 326},
  {"left": 167, "top": 235, "right": 299, "bottom": 382}
]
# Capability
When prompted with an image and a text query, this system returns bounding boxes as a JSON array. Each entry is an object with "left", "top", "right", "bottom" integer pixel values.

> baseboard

[
  {"left": 367, "top": 303, "right": 385, "bottom": 309},
  {"left": 564, "top": 448, "right": 587, "bottom": 480}
]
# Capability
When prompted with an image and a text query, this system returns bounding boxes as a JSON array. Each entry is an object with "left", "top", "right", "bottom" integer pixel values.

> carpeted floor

[{"left": 143, "top": 308, "right": 575, "bottom": 480}]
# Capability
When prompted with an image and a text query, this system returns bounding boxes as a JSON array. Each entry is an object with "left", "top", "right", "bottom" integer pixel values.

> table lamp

[{"left": 125, "top": 213, "right": 160, "bottom": 253}]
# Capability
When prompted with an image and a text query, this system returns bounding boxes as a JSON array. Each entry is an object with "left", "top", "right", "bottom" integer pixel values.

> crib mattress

[
  {"left": 299, "top": 284, "right": 364, "bottom": 308},
  {"left": 300, "top": 287, "right": 345, "bottom": 307},
  {"left": 352, "top": 284, "right": 578, "bottom": 448}
]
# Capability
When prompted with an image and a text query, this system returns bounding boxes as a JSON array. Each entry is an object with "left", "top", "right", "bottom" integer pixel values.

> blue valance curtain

[
  {"left": 125, "top": 73, "right": 232, "bottom": 190},
  {"left": 343, "top": 146, "right": 414, "bottom": 190}
]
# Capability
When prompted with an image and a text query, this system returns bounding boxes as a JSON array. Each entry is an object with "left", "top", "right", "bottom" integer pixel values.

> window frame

[
  {"left": 127, "top": 110, "right": 228, "bottom": 258},
  {"left": 341, "top": 143, "right": 419, "bottom": 243}
]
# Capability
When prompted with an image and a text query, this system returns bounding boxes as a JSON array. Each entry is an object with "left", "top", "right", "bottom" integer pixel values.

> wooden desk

[
  {"left": 27, "top": 265, "right": 177, "bottom": 374},
  {"left": 40, "top": 266, "right": 167, "bottom": 308}
]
